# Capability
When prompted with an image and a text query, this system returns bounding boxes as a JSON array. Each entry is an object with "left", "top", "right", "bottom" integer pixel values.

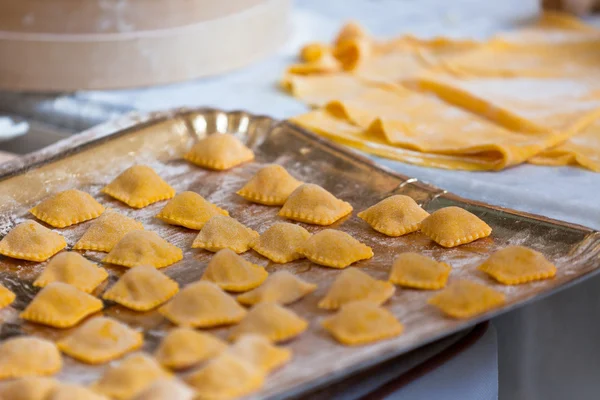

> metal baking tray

[{"left": 0, "top": 108, "right": 599, "bottom": 399}]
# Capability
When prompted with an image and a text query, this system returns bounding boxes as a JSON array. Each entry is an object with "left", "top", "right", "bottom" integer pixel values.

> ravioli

[
  {"left": 0, "top": 337, "right": 62, "bottom": 379},
  {"left": 20, "top": 282, "right": 103, "bottom": 328},
  {"left": 236, "top": 165, "right": 304, "bottom": 206},
  {"left": 428, "top": 279, "right": 506, "bottom": 318},
  {"left": 201, "top": 249, "right": 268, "bottom": 292},
  {"left": 389, "top": 252, "right": 452, "bottom": 290},
  {"left": 358, "top": 195, "right": 430, "bottom": 236},
  {"left": 299, "top": 229, "right": 373, "bottom": 268},
  {"left": 318, "top": 267, "right": 395, "bottom": 310},
  {"left": 0, "top": 220, "right": 66, "bottom": 262},
  {"left": 237, "top": 270, "right": 317, "bottom": 306},
  {"left": 0, "top": 377, "right": 58, "bottom": 400},
  {"left": 322, "top": 300, "right": 404, "bottom": 345},
  {"left": 154, "top": 328, "right": 227, "bottom": 370},
  {"left": 185, "top": 352, "right": 264, "bottom": 399},
  {"left": 30, "top": 189, "right": 105, "bottom": 228},
  {"left": 420, "top": 207, "right": 492, "bottom": 248},
  {"left": 103, "top": 265, "right": 179, "bottom": 311},
  {"left": 279, "top": 184, "right": 353, "bottom": 225},
  {"left": 478, "top": 246, "right": 557, "bottom": 285},
  {"left": 74, "top": 210, "right": 144, "bottom": 252},
  {"left": 229, "top": 302, "right": 308, "bottom": 342},
  {"left": 131, "top": 378, "right": 195, "bottom": 400},
  {"left": 102, "top": 165, "right": 175, "bottom": 209},
  {"left": 192, "top": 215, "right": 259, "bottom": 253},
  {"left": 230, "top": 334, "right": 292, "bottom": 373},
  {"left": 57, "top": 317, "right": 143, "bottom": 364},
  {"left": 47, "top": 383, "right": 109, "bottom": 400},
  {"left": 103, "top": 231, "right": 183, "bottom": 269},
  {"left": 33, "top": 252, "right": 108, "bottom": 293},
  {"left": 91, "top": 353, "right": 171, "bottom": 400},
  {"left": 251, "top": 222, "right": 311, "bottom": 263},
  {"left": 155, "top": 191, "right": 229, "bottom": 230},
  {"left": 184, "top": 133, "right": 255, "bottom": 171},
  {"left": 0, "top": 283, "right": 15, "bottom": 308},
  {"left": 159, "top": 281, "right": 247, "bottom": 328}
]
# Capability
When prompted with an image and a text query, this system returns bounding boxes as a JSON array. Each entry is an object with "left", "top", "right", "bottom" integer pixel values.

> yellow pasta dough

[
  {"left": 251, "top": 222, "right": 311, "bottom": 263},
  {"left": 159, "top": 281, "right": 246, "bottom": 328},
  {"left": 103, "top": 265, "right": 179, "bottom": 311},
  {"left": 201, "top": 249, "right": 268, "bottom": 292},
  {"left": 0, "top": 377, "right": 58, "bottom": 400},
  {"left": 0, "top": 283, "right": 15, "bottom": 308},
  {"left": 47, "top": 383, "right": 109, "bottom": 400},
  {"left": 102, "top": 165, "right": 175, "bottom": 209},
  {"left": 74, "top": 210, "right": 144, "bottom": 252},
  {"left": 287, "top": 50, "right": 341, "bottom": 75},
  {"left": 299, "top": 229, "right": 373, "bottom": 268},
  {"left": 184, "top": 133, "right": 255, "bottom": 171},
  {"left": 428, "top": 279, "right": 506, "bottom": 319},
  {"left": 33, "top": 252, "right": 108, "bottom": 293},
  {"left": 155, "top": 191, "right": 228, "bottom": 230},
  {"left": 103, "top": 231, "right": 183, "bottom": 269},
  {"left": 420, "top": 207, "right": 492, "bottom": 248},
  {"left": 57, "top": 317, "right": 143, "bottom": 364},
  {"left": 192, "top": 215, "right": 259, "bottom": 253},
  {"left": 237, "top": 270, "right": 317, "bottom": 306},
  {"left": 318, "top": 267, "right": 395, "bottom": 310},
  {"left": 21, "top": 282, "right": 103, "bottom": 328},
  {"left": 478, "top": 246, "right": 557, "bottom": 285},
  {"left": 0, "top": 337, "right": 62, "bottom": 379},
  {"left": 154, "top": 328, "right": 227, "bottom": 370},
  {"left": 236, "top": 165, "right": 304, "bottom": 206},
  {"left": 321, "top": 300, "right": 403, "bottom": 345},
  {"left": 131, "top": 378, "right": 195, "bottom": 400},
  {"left": 229, "top": 302, "right": 308, "bottom": 343},
  {"left": 389, "top": 252, "right": 451, "bottom": 290},
  {"left": 279, "top": 184, "right": 353, "bottom": 225},
  {"left": 30, "top": 189, "right": 105, "bottom": 228},
  {"left": 230, "top": 333, "right": 291, "bottom": 373},
  {"left": 0, "top": 220, "right": 66, "bottom": 262},
  {"left": 358, "top": 195, "right": 430, "bottom": 236},
  {"left": 91, "top": 353, "right": 171, "bottom": 400},
  {"left": 185, "top": 352, "right": 264, "bottom": 400}
]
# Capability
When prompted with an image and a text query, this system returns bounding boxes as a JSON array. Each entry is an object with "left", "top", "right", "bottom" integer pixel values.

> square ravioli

[
  {"left": 154, "top": 328, "right": 227, "bottom": 370},
  {"left": 389, "top": 252, "right": 451, "bottom": 290},
  {"left": 91, "top": 353, "right": 171, "bottom": 400},
  {"left": 155, "top": 191, "right": 229, "bottom": 230},
  {"left": 358, "top": 195, "right": 429, "bottom": 236},
  {"left": 237, "top": 270, "right": 317, "bottom": 306},
  {"left": 159, "top": 281, "right": 246, "bottom": 328},
  {"left": 0, "top": 337, "right": 62, "bottom": 379},
  {"left": 279, "top": 184, "right": 353, "bottom": 225},
  {"left": 184, "top": 133, "right": 254, "bottom": 171},
  {"left": 236, "top": 165, "right": 303, "bottom": 206},
  {"left": 103, "top": 265, "right": 179, "bottom": 311},
  {"left": 46, "top": 383, "right": 109, "bottom": 400},
  {"left": 0, "top": 283, "right": 16, "bottom": 308},
  {"left": 229, "top": 302, "right": 308, "bottom": 343},
  {"left": 33, "top": 252, "right": 108, "bottom": 293},
  {"left": 192, "top": 215, "right": 259, "bottom": 254},
  {"left": 251, "top": 222, "right": 311, "bottom": 263},
  {"left": 322, "top": 300, "right": 404, "bottom": 345},
  {"left": 57, "top": 317, "right": 143, "bottom": 364},
  {"left": 428, "top": 279, "right": 506, "bottom": 318},
  {"left": 478, "top": 246, "right": 557, "bottom": 285},
  {"left": 74, "top": 210, "right": 144, "bottom": 252},
  {"left": 299, "top": 229, "right": 373, "bottom": 268},
  {"left": 20, "top": 282, "right": 103, "bottom": 328},
  {"left": 185, "top": 352, "right": 264, "bottom": 399},
  {"left": 103, "top": 231, "right": 183, "bottom": 269},
  {"left": 318, "top": 267, "right": 395, "bottom": 310},
  {"left": 0, "top": 377, "right": 58, "bottom": 400},
  {"left": 420, "top": 206, "right": 492, "bottom": 248},
  {"left": 30, "top": 189, "right": 104, "bottom": 228},
  {"left": 230, "top": 334, "right": 292, "bottom": 373},
  {"left": 201, "top": 249, "right": 268, "bottom": 292},
  {"left": 102, "top": 165, "right": 175, "bottom": 209},
  {"left": 0, "top": 220, "right": 66, "bottom": 262},
  {"left": 131, "top": 378, "right": 195, "bottom": 400}
]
